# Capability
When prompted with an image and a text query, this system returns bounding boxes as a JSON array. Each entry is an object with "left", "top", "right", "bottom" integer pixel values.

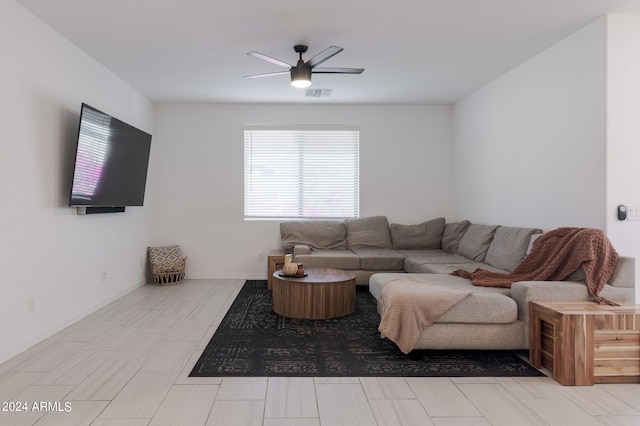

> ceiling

[{"left": 15, "top": 0, "right": 640, "bottom": 104}]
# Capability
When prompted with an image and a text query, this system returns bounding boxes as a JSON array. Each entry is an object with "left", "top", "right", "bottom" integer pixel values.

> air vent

[{"left": 305, "top": 89, "right": 332, "bottom": 98}]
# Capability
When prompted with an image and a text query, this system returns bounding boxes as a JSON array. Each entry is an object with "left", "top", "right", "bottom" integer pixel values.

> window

[{"left": 244, "top": 127, "right": 359, "bottom": 219}]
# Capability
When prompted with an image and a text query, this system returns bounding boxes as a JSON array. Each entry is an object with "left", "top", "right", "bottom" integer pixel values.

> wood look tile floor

[{"left": 1, "top": 279, "right": 639, "bottom": 426}]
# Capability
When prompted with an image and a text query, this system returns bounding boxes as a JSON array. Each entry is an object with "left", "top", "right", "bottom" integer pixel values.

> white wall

[
  {"left": 0, "top": 0, "right": 154, "bottom": 363},
  {"left": 606, "top": 14, "right": 640, "bottom": 302},
  {"left": 453, "top": 18, "right": 607, "bottom": 230},
  {"left": 152, "top": 104, "right": 454, "bottom": 279},
  {"left": 452, "top": 16, "right": 639, "bottom": 301}
]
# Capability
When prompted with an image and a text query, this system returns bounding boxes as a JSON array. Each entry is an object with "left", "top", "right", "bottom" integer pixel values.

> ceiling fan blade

[
  {"left": 305, "top": 46, "right": 343, "bottom": 68},
  {"left": 247, "top": 51, "right": 292, "bottom": 69},
  {"left": 243, "top": 71, "right": 290, "bottom": 79},
  {"left": 312, "top": 67, "right": 365, "bottom": 74}
]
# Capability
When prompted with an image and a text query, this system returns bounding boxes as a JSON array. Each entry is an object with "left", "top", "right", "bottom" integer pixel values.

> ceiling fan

[{"left": 244, "top": 45, "right": 364, "bottom": 88}]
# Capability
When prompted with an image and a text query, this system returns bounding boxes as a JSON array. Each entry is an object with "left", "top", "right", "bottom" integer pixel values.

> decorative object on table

[
  {"left": 282, "top": 262, "right": 299, "bottom": 276},
  {"left": 147, "top": 245, "right": 187, "bottom": 285}
]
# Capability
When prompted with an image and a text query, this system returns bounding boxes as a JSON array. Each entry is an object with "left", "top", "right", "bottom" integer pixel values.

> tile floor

[{"left": 0, "top": 279, "right": 639, "bottom": 425}]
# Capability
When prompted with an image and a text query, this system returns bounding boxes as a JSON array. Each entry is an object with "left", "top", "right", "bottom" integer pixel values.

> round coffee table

[{"left": 272, "top": 267, "right": 356, "bottom": 320}]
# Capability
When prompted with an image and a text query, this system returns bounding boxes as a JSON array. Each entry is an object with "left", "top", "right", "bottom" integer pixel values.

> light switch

[{"left": 628, "top": 206, "right": 640, "bottom": 221}]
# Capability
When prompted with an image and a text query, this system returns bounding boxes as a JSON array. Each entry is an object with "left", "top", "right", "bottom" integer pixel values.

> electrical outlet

[
  {"left": 258, "top": 252, "right": 265, "bottom": 262},
  {"left": 101, "top": 271, "right": 107, "bottom": 282},
  {"left": 28, "top": 297, "right": 36, "bottom": 313}
]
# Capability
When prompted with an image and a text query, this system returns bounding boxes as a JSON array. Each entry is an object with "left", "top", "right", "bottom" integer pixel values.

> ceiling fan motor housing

[{"left": 291, "top": 66, "right": 312, "bottom": 87}]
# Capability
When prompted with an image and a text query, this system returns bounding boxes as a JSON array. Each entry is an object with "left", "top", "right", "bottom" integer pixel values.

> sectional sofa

[{"left": 279, "top": 216, "right": 636, "bottom": 350}]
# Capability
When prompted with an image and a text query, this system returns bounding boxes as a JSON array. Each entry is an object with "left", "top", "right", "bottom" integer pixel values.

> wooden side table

[
  {"left": 529, "top": 301, "right": 640, "bottom": 385},
  {"left": 267, "top": 250, "right": 286, "bottom": 291}
]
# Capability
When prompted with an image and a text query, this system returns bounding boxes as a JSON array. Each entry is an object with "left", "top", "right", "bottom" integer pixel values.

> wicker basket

[{"left": 148, "top": 245, "right": 187, "bottom": 286}]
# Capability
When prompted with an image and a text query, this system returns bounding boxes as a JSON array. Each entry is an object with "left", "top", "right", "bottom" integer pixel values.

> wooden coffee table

[{"left": 272, "top": 267, "right": 356, "bottom": 320}]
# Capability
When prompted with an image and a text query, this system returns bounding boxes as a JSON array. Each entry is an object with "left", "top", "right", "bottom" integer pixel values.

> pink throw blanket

[{"left": 378, "top": 277, "right": 472, "bottom": 354}]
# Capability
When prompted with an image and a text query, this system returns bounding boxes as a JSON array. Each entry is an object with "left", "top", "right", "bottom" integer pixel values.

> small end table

[
  {"left": 529, "top": 300, "right": 640, "bottom": 385},
  {"left": 267, "top": 250, "right": 286, "bottom": 291}
]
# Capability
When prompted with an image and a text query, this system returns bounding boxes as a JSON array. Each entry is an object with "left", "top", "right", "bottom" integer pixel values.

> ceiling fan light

[
  {"left": 291, "top": 79, "right": 311, "bottom": 88},
  {"left": 291, "top": 67, "right": 312, "bottom": 88}
]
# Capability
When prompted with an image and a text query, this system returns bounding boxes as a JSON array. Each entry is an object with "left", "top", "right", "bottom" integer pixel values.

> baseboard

[{"left": 183, "top": 273, "right": 267, "bottom": 280}]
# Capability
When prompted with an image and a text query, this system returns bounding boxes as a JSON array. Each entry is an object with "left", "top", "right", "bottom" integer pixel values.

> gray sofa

[{"left": 279, "top": 216, "right": 636, "bottom": 350}]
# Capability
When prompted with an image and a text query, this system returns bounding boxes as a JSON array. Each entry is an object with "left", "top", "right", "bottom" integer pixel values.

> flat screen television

[{"left": 69, "top": 103, "right": 152, "bottom": 209}]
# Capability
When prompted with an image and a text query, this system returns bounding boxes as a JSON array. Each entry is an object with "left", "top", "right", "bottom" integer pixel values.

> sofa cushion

[
  {"left": 369, "top": 273, "right": 516, "bottom": 323},
  {"left": 293, "top": 244, "right": 312, "bottom": 257},
  {"left": 524, "top": 231, "right": 586, "bottom": 281},
  {"left": 564, "top": 266, "right": 586, "bottom": 282},
  {"left": 346, "top": 216, "right": 392, "bottom": 250},
  {"left": 370, "top": 273, "right": 512, "bottom": 297},
  {"left": 294, "top": 249, "right": 360, "bottom": 270},
  {"left": 456, "top": 224, "right": 498, "bottom": 262},
  {"left": 352, "top": 249, "right": 405, "bottom": 270},
  {"left": 439, "top": 292, "right": 517, "bottom": 324},
  {"left": 527, "top": 233, "right": 542, "bottom": 254},
  {"left": 484, "top": 226, "right": 543, "bottom": 272},
  {"left": 526, "top": 231, "right": 586, "bottom": 282},
  {"left": 389, "top": 217, "right": 445, "bottom": 250},
  {"left": 398, "top": 249, "right": 450, "bottom": 259},
  {"left": 403, "top": 253, "right": 471, "bottom": 272},
  {"left": 280, "top": 220, "right": 346, "bottom": 251},
  {"left": 417, "top": 262, "right": 508, "bottom": 275},
  {"left": 441, "top": 220, "right": 471, "bottom": 253}
]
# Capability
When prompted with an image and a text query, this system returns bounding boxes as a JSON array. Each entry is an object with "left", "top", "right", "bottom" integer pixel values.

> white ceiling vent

[{"left": 305, "top": 89, "right": 332, "bottom": 98}]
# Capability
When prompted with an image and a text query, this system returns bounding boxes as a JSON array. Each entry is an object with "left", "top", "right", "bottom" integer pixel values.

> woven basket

[{"left": 148, "top": 245, "right": 187, "bottom": 286}]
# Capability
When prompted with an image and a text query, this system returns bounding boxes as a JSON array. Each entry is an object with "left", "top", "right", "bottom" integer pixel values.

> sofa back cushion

[
  {"left": 456, "top": 224, "right": 498, "bottom": 262},
  {"left": 484, "top": 226, "right": 543, "bottom": 272},
  {"left": 441, "top": 220, "right": 471, "bottom": 253},
  {"left": 390, "top": 217, "right": 445, "bottom": 250},
  {"left": 346, "top": 216, "right": 392, "bottom": 250},
  {"left": 523, "top": 230, "right": 585, "bottom": 281},
  {"left": 280, "top": 220, "right": 347, "bottom": 251}
]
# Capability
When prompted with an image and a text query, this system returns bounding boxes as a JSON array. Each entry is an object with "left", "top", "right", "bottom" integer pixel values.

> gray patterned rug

[{"left": 190, "top": 280, "right": 545, "bottom": 377}]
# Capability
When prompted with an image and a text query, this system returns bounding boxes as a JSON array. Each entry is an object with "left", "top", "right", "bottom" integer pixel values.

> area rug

[{"left": 190, "top": 280, "right": 545, "bottom": 377}]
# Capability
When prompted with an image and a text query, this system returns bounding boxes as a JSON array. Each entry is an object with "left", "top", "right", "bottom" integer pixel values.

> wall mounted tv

[{"left": 69, "top": 103, "right": 152, "bottom": 213}]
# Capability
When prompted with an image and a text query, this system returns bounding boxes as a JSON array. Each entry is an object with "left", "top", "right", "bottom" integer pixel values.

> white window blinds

[{"left": 244, "top": 127, "right": 360, "bottom": 219}]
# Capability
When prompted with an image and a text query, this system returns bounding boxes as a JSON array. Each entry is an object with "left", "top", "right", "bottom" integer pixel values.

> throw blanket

[
  {"left": 451, "top": 227, "right": 619, "bottom": 305},
  {"left": 378, "top": 277, "right": 472, "bottom": 354}
]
